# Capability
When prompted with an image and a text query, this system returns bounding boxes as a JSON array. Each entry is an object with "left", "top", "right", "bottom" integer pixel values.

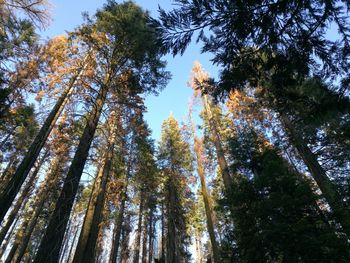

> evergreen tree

[{"left": 158, "top": 115, "right": 193, "bottom": 263}]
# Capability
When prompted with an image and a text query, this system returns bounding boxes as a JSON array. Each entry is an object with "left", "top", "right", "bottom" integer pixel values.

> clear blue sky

[{"left": 41, "top": 0, "right": 219, "bottom": 141}]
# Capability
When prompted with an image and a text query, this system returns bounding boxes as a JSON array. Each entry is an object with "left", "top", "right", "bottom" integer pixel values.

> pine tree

[{"left": 158, "top": 115, "right": 193, "bottom": 263}]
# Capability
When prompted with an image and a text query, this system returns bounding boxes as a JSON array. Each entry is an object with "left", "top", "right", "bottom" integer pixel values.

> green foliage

[
  {"left": 79, "top": 0, "right": 170, "bottom": 94},
  {"left": 154, "top": 0, "right": 350, "bottom": 94},
  {"left": 226, "top": 132, "right": 350, "bottom": 262},
  {"left": 158, "top": 115, "right": 194, "bottom": 261}
]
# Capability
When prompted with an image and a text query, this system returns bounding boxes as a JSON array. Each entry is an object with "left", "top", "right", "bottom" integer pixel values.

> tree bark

[
  {"left": 73, "top": 118, "right": 118, "bottom": 263},
  {"left": 109, "top": 177, "right": 128, "bottom": 263},
  {"left": 141, "top": 213, "right": 148, "bottom": 263},
  {"left": 160, "top": 200, "right": 165, "bottom": 263},
  {"left": 33, "top": 79, "right": 109, "bottom": 263},
  {"left": 202, "top": 95, "right": 232, "bottom": 193},
  {"left": 148, "top": 211, "right": 154, "bottom": 263},
  {"left": 133, "top": 192, "right": 144, "bottom": 263},
  {"left": 194, "top": 137, "right": 220, "bottom": 263},
  {"left": 0, "top": 149, "right": 47, "bottom": 245},
  {"left": 166, "top": 177, "right": 177, "bottom": 263},
  {"left": 10, "top": 154, "right": 65, "bottom": 263},
  {"left": 119, "top": 214, "right": 131, "bottom": 263},
  {"left": 0, "top": 213, "right": 19, "bottom": 258},
  {"left": 0, "top": 66, "right": 85, "bottom": 223},
  {"left": 280, "top": 113, "right": 350, "bottom": 237}
]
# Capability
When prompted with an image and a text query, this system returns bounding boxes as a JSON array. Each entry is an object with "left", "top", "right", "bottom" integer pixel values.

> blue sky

[{"left": 41, "top": 0, "right": 219, "bottom": 141}]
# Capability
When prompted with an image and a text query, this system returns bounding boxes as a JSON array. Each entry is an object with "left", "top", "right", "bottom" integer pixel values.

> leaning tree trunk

[
  {"left": 0, "top": 65, "right": 86, "bottom": 223},
  {"left": 280, "top": 113, "right": 350, "bottom": 237},
  {"left": 194, "top": 137, "right": 220, "bottom": 262},
  {"left": 11, "top": 153, "right": 66, "bottom": 263},
  {"left": 33, "top": 79, "right": 110, "bottom": 263},
  {"left": 202, "top": 95, "right": 232, "bottom": 193},
  {"left": 0, "top": 213, "right": 19, "bottom": 258},
  {"left": 73, "top": 117, "right": 118, "bottom": 263},
  {"left": 0, "top": 149, "right": 47, "bottom": 245}
]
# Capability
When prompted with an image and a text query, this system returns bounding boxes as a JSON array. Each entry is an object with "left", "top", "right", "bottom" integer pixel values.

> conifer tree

[{"left": 158, "top": 115, "right": 193, "bottom": 263}]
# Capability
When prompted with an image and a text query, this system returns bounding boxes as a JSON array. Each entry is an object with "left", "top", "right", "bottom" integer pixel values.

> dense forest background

[{"left": 0, "top": 0, "right": 349, "bottom": 262}]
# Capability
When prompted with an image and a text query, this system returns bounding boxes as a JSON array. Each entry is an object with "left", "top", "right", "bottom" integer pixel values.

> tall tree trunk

[
  {"left": 160, "top": 200, "right": 165, "bottom": 263},
  {"left": 195, "top": 231, "right": 202, "bottom": 263},
  {"left": 280, "top": 113, "right": 350, "bottom": 237},
  {"left": 202, "top": 95, "right": 232, "bottom": 193},
  {"left": 133, "top": 192, "right": 144, "bottom": 263},
  {"left": 0, "top": 126, "right": 16, "bottom": 150},
  {"left": 166, "top": 178, "right": 177, "bottom": 263},
  {"left": 141, "top": 213, "right": 148, "bottom": 263},
  {"left": 33, "top": 79, "right": 109, "bottom": 263},
  {"left": 0, "top": 66, "right": 85, "bottom": 223},
  {"left": 0, "top": 213, "right": 19, "bottom": 258},
  {"left": 73, "top": 118, "right": 118, "bottom": 263},
  {"left": 0, "top": 155, "right": 20, "bottom": 191},
  {"left": 67, "top": 221, "right": 80, "bottom": 263},
  {"left": 194, "top": 137, "right": 220, "bottom": 262},
  {"left": 148, "top": 211, "right": 154, "bottom": 263},
  {"left": 0, "top": 149, "right": 47, "bottom": 245},
  {"left": 120, "top": 214, "right": 131, "bottom": 263},
  {"left": 109, "top": 178, "right": 128, "bottom": 263},
  {"left": 59, "top": 215, "right": 73, "bottom": 263},
  {"left": 10, "top": 154, "right": 65, "bottom": 263}
]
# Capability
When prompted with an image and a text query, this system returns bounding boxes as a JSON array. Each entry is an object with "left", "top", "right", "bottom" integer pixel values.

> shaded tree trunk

[
  {"left": 73, "top": 118, "right": 118, "bottom": 263},
  {"left": 133, "top": 192, "right": 144, "bottom": 263},
  {"left": 10, "top": 154, "right": 66, "bottom": 263},
  {"left": 166, "top": 178, "right": 177, "bottom": 263},
  {"left": 281, "top": 113, "right": 350, "bottom": 237},
  {"left": 148, "top": 211, "right": 154, "bottom": 263},
  {"left": 0, "top": 66, "right": 85, "bottom": 223},
  {"left": 0, "top": 149, "right": 47, "bottom": 245},
  {"left": 109, "top": 179, "right": 128, "bottom": 263},
  {"left": 160, "top": 200, "right": 165, "bottom": 263},
  {"left": 0, "top": 213, "right": 19, "bottom": 258},
  {"left": 33, "top": 79, "right": 110, "bottom": 263},
  {"left": 0, "top": 155, "right": 20, "bottom": 192},
  {"left": 141, "top": 214, "right": 148, "bottom": 263},
  {"left": 202, "top": 95, "right": 232, "bottom": 193},
  {"left": 194, "top": 137, "right": 220, "bottom": 263},
  {"left": 120, "top": 214, "right": 131, "bottom": 263}
]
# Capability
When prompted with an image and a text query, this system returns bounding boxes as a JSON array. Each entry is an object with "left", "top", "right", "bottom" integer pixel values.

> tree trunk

[
  {"left": 0, "top": 213, "right": 19, "bottom": 258},
  {"left": 202, "top": 95, "right": 232, "bottom": 193},
  {"left": 67, "top": 221, "right": 80, "bottom": 263},
  {"left": 194, "top": 137, "right": 220, "bottom": 262},
  {"left": 120, "top": 214, "right": 131, "bottom": 263},
  {"left": 33, "top": 79, "right": 109, "bottom": 263},
  {"left": 73, "top": 118, "right": 117, "bottom": 263},
  {"left": 141, "top": 214, "right": 148, "bottom": 263},
  {"left": 11, "top": 154, "right": 65, "bottom": 263},
  {"left": 0, "top": 155, "right": 20, "bottom": 192},
  {"left": 0, "top": 66, "right": 85, "bottom": 223},
  {"left": 280, "top": 113, "right": 350, "bottom": 237},
  {"left": 133, "top": 192, "right": 144, "bottom": 263},
  {"left": 166, "top": 178, "right": 177, "bottom": 263},
  {"left": 0, "top": 149, "right": 47, "bottom": 245},
  {"left": 148, "top": 211, "right": 154, "bottom": 263},
  {"left": 59, "top": 215, "right": 73, "bottom": 263},
  {"left": 160, "top": 200, "right": 165, "bottom": 263},
  {"left": 109, "top": 178, "right": 128, "bottom": 263}
]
